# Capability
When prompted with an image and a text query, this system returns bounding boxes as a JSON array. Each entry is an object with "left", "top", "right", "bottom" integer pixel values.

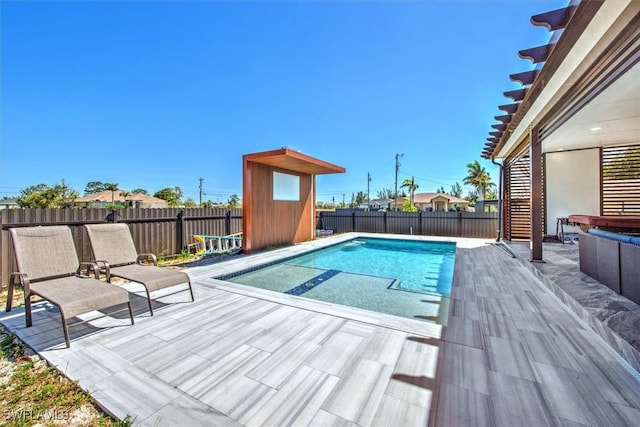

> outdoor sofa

[{"left": 579, "top": 229, "right": 640, "bottom": 304}]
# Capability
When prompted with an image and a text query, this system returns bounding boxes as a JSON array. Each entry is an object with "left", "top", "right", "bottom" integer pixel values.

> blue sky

[{"left": 0, "top": 0, "right": 566, "bottom": 204}]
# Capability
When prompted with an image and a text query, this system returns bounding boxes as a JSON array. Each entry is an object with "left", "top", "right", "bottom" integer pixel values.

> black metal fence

[{"left": 317, "top": 210, "right": 498, "bottom": 239}]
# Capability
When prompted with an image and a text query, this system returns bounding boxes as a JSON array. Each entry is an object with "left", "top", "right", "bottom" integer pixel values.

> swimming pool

[{"left": 219, "top": 237, "right": 455, "bottom": 324}]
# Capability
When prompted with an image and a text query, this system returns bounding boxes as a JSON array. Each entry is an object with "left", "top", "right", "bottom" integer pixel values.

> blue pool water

[
  {"left": 222, "top": 237, "right": 456, "bottom": 324},
  {"left": 286, "top": 238, "right": 456, "bottom": 296}
]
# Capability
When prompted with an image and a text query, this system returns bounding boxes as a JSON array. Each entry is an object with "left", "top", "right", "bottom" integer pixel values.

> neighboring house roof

[
  {"left": 411, "top": 193, "right": 469, "bottom": 204},
  {"left": 75, "top": 190, "right": 167, "bottom": 205},
  {"left": 0, "top": 198, "right": 19, "bottom": 208},
  {"left": 369, "top": 198, "right": 393, "bottom": 205}
]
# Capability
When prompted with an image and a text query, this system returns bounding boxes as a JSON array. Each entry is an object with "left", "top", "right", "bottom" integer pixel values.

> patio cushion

[{"left": 587, "top": 228, "right": 633, "bottom": 243}]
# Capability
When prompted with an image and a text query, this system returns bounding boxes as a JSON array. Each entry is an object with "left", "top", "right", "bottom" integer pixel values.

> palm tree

[
  {"left": 400, "top": 177, "right": 419, "bottom": 206},
  {"left": 463, "top": 161, "right": 494, "bottom": 201},
  {"left": 104, "top": 183, "right": 119, "bottom": 205},
  {"left": 119, "top": 191, "right": 131, "bottom": 207}
]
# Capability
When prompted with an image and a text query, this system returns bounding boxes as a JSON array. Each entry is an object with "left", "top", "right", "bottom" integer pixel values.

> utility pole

[
  {"left": 367, "top": 172, "right": 371, "bottom": 211},
  {"left": 394, "top": 153, "right": 404, "bottom": 211},
  {"left": 198, "top": 177, "right": 204, "bottom": 207}
]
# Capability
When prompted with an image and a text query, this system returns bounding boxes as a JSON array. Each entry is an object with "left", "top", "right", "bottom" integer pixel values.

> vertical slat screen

[
  {"left": 602, "top": 145, "right": 640, "bottom": 215},
  {"left": 506, "top": 154, "right": 531, "bottom": 240}
]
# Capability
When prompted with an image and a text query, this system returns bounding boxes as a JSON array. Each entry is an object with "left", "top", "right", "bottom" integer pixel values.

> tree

[
  {"left": 183, "top": 197, "right": 197, "bottom": 208},
  {"left": 349, "top": 191, "right": 368, "bottom": 207},
  {"left": 486, "top": 187, "right": 498, "bottom": 200},
  {"left": 17, "top": 182, "right": 79, "bottom": 208},
  {"left": 436, "top": 186, "right": 446, "bottom": 194},
  {"left": 402, "top": 199, "right": 418, "bottom": 212},
  {"left": 154, "top": 187, "right": 183, "bottom": 207},
  {"left": 376, "top": 188, "right": 395, "bottom": 199},
  {"left": 131, "top": 188, "right": 148, "bottom": 195},
  {"left": 84, "top": 181, "right": 108, "bottom": 195},
  {"left": 602, "top": 145, "right": 640, "bottom": 180},
  {"left": 464, "top": 190, "right": 479, "bottom": 207},
  {"left": 201, "top": 200, "right": 214, "bottom": 208},
  {"left": 119, "top": 191, "right": 131, "bottom": 205},
  {"left": 400, "top": 177, "right": 419, "bottom": 205},
  {"left": 227, "top": 194, "right": 240, "bottom": 209},
  {"left": 463, "top": 160, "right": 495, "bottom": 201},
  {"left": 103, "top": 183, "right": 119, "bottom": 205},
  {"left": 450, "top": 182, "right": 463, "bottom": 198}
]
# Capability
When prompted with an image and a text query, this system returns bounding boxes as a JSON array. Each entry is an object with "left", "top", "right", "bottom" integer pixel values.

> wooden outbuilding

[{"left": 242, "top": 148, "right": 345, "bottom": 253}]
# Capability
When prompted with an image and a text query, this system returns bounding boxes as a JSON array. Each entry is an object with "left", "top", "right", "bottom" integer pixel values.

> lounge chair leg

[
  {"left": 25, "top": 293, "right": 32, "bottom": 327},
  {"left": 5, "top": 281, "right": 14, "bottom": 312},
  {"left": 61, "top": 314, "right": 71, "bottom": 348},
  {"left": 127, "top": 302, "right": 135, "bottom": 325},
  {"left": 188, "top": 281, "right": 195, "bottom": 302},
  {"left": 145, "top": 288, "right": 154, "bottom": 316}
]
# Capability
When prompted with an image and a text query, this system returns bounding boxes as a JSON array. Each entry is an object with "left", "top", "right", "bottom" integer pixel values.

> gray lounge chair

[
  {"left": 84, "top": 223, "right": 194, "bottom": 315},
  {"left": 6, "top": 226, "right": 134, "bottom": 347}
]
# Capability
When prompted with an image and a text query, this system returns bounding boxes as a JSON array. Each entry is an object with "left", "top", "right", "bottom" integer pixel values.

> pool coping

[{"left": 189, "top": 232, "right": 492, "bottom": 337}]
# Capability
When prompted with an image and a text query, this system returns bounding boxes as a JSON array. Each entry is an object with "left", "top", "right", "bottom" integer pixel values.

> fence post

[
  {"left": 225, "top": 210, "right": 231, "bottom": 236},
  {"left": 419, "top": 211, "right": 423, "bottom": 235},
  {"left": 383, "top": 211, "right": 387, "bottom": 233},
  {"left": 352, "top": 211, "right": 356, "bottom": 232},
  {"left": 458, "top": 211, "right": 462, "bottom": 237},
  {"left": 105, "top": 209, "right": 119, "bottom": 223},
  {"left": 176, "top": 210, "right": 184, "bottom": 253}
]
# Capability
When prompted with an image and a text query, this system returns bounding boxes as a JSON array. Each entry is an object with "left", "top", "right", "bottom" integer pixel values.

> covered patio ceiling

[
  {"left": 482, "top": 1, "right": 640, "bottom": 160},
  {"left": 542, "top": 61, "right": 640, "bottom": 153}
]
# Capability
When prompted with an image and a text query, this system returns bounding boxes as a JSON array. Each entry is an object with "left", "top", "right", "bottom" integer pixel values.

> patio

[{"left": 2, "top": 233, "right": 640, "bottom": 426}]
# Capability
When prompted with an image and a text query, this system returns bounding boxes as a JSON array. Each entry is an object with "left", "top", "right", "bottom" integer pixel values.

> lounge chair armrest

[
  {"left": 92, "top": 260, "right": 111, "bottom": 281},
  {"left": 7, "top": 272, "right": 30, "bottom": 312},
  {"left": 137, "top": 253, "right": 158, "bottom": 266},
  {"left": 77, "top": 262, "right": 100, "bottom": 279},
  {"left": 9, "top": 272, "right": 30, "bottom": 291}
]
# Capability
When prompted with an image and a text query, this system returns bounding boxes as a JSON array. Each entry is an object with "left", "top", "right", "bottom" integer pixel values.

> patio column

[{"left": 530, "top": 125, "right": 544, "bottom": 262}]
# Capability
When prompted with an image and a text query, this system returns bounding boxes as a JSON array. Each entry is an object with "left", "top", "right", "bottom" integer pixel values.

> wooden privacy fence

[
  {"left": 0, "top": 208, "right": 242, "bottom": 288},
  {"left": 317, "top": 210, "right": 499, "bottom": 239}
]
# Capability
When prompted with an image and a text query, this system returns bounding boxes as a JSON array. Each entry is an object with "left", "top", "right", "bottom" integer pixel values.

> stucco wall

[{"left": 545, "top": 148, "right": 600, "bottom": 234}]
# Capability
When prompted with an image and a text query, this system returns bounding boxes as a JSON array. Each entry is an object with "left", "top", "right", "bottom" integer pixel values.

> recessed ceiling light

[{"left": 590, "top": 126, "right": 602, "bottom": 131}]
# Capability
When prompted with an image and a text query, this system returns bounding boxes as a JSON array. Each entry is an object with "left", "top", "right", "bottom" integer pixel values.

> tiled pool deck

[{"left": 2, "top": 233, "right": 640, "bottom": 426}]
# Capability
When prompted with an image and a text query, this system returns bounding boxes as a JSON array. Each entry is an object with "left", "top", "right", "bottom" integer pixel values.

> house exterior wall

[
  {"left": 545, "top": 148, "right": 601, "bottom": 233},
  {"left": 243, "top": 161, "right": 314, "bottom": 252}
]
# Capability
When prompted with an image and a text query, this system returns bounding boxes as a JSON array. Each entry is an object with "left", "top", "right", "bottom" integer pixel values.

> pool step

[{"left": 285, "top": 269, "right": 341, "bottom": 296}]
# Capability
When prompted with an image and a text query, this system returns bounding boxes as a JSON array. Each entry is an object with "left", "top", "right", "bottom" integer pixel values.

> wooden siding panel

[{"left": 246, "top": 162, "right": 313, "bottom": 251}]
